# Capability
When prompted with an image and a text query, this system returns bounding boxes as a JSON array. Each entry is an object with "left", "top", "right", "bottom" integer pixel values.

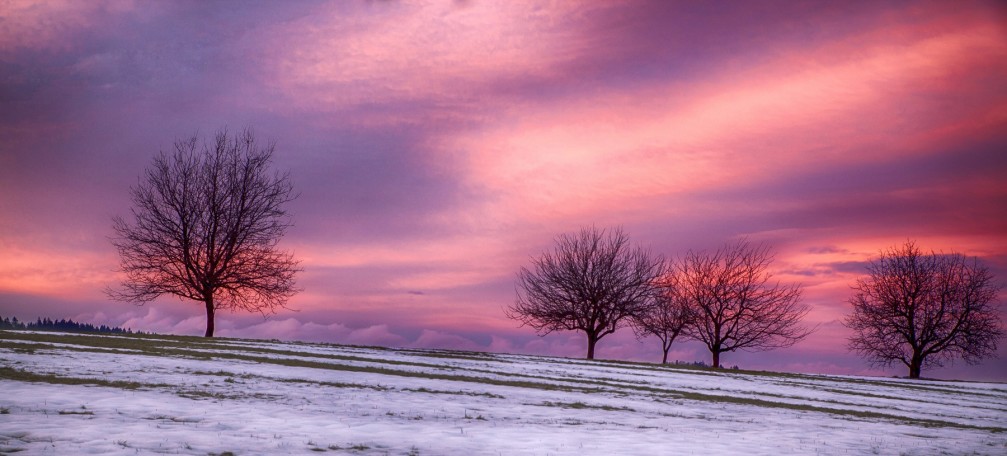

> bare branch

[{"left": 630, "top": 271, "right": 694, "bottom": 364}]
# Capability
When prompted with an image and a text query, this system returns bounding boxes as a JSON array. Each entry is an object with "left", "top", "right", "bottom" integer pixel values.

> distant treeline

[{"left": 0, "top": 316, "right": 142, "bottom": 334}]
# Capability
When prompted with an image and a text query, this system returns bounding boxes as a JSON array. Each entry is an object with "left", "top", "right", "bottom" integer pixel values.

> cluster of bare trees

[
  {"left": 508, "top": 227, "right": 812, "bottom": 367},
  {"left": 107, "top": 130, "right": 1002, "bottom": 379},
  {"left": 509, "top": 229, "right": 1002, "bottom": 376},
  {"left": 669, "top": 241, "right": 812, "bottom": 368}
]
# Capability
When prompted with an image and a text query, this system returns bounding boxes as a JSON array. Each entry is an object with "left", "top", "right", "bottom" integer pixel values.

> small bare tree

[
  {"left": 507, "top": 227, "right": 665, "bottom": 359},
  {"left": 845, "top": 241, "right": 1003, "bottom": 379},
  {"left": 631, "top": 273, "right": 693, "bottom": 364},
  {"left": 677, "top": 239, "right": 811, "bottom": 368},
  {"left": 109, "top": 129, "right": 300, "bottom": 337}
]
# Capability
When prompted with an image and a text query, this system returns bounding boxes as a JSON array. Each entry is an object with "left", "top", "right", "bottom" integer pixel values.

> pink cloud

[
  {"left": 486, "top": 335, "right": 517, "bottom": 354},
  {"left": 342, "top": 324, "right": 408, "bottom": 348},
  {"left": 449, "top": 19, "right": 1007, "bottom": 228},
  {"left": 261, "top": 1, "right": 593, "bottom": 111},
  {"left": 0, "top": 245, "right": 116, "bottom": 300},
  {"left": 0, "top": 1, "right": 135, "bottom": 54},
  {"left": 410, "top": 329, "right": 481, "bottom": 352}
]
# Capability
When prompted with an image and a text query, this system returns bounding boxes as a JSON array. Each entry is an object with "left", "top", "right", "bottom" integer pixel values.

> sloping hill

[{"left": 1, "top": 330, "right": 1004, "bottom": 455}]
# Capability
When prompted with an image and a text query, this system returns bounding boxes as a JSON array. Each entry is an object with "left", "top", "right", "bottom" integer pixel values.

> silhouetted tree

[
  {"left": 845, "top": 241, "right": 1003, "bottom": 379},
  {"left": 677, "top": 239, "right": 811, "bottom": 368},
  {"left": 109, "top": 129, "right": 300, "bottom": 337},
  {"left": 631, "top": 273, "right": 693, "bottom": 364},
  {"left": 508, "top": 227, "right": 665, "bottom": 359}
]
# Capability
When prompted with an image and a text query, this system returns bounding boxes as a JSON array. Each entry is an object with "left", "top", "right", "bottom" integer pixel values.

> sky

[{"left": 1, "top": 0, "right": 1006, "bottom": 381}]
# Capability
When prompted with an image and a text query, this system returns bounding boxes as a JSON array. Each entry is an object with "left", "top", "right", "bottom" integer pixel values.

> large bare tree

[
  {"left": 631, "top": 273, "right": 693, "bottom": 364},
  {"left": 677, "top": 240, "right": 811, "bottom": 368},
  {"left": 845, "top": 241, "right": 1003, "bottom": 379},
  {"left": 109, "top": 129, "right": 300, "bottom": 337},
  {"left": 508, "top": 227, "right": 665, "bottom": 359}
]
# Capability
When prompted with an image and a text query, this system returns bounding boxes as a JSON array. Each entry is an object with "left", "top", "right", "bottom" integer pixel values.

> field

[{"left": 1, "top": 330, "right": 1004, "bottom": 455}]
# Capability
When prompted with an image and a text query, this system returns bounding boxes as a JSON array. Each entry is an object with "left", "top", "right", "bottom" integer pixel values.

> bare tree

[
  {"left": 631, "top": 273, "right": 693, "bottom": 364},
  {"left": 507, "top": 227, "right": 665, "bottom": 359},
  {"left": 677, "top": 239, "right": 811, "bottom": 368},
  {"left": 109, "top": 129, "right": 300, "bottom": 337},
  {"left": 845, "top": 241, "right": 1003, "bottom": 379}
]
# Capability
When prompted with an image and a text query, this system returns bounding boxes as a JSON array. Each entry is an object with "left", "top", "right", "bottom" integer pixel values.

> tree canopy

[
  {"left": 675, "top": 240, "right": 811, "bottom": 368},
  {"left": 109, "top": 129, "right": 300, "bottom": 337},
  {"left": 846, "top": 241, "right": 1003, "bottom": 378},
  {"left": 508, "top": 226, "right": 665, "bottom": 359}
]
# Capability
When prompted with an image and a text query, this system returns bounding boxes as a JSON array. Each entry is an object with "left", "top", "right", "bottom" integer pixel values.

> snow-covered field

[{"left": 1, "top": 330, "right": 1004, "bottom": 455}]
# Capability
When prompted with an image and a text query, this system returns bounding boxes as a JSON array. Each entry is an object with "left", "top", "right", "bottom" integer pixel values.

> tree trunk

[
  {"left": 204, "top": 297, "right": 215, "bottom": 338},
  {"left": 661, "top": 347, "right": 670, "bottom": 364},
  {"left": 712, "top": 350, "right": 720, "bottom": 369},
  {"left": 908, "top": 352, "right": 923, "bottom": 379},
  {"left": 586, "top": 332, "right": 597, "bottom": 360}
]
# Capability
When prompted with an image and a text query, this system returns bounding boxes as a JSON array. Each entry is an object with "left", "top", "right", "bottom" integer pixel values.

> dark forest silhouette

[{"left": 0, "top": 316, "right": 141, "bottom": 334}]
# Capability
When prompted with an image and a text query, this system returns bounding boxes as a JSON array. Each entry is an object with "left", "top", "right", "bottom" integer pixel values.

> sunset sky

[{"left": 2, "top": 0, "right": 1006, "bottom": 380}]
